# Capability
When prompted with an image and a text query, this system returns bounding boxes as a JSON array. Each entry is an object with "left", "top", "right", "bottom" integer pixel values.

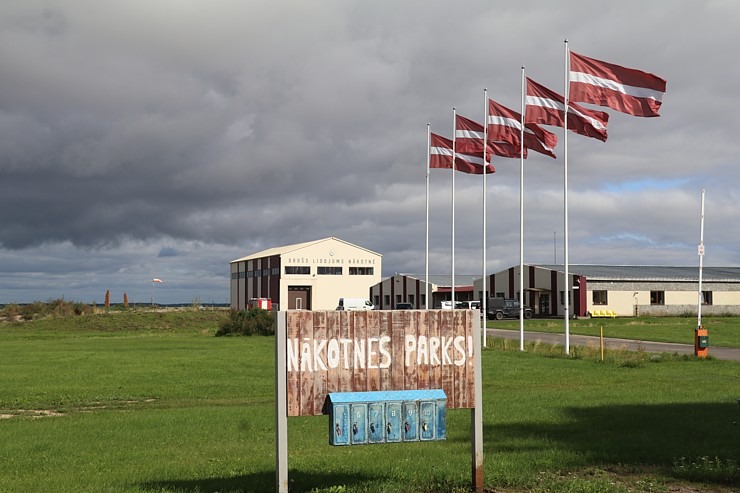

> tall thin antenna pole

[{"left": 697, "top": 188, "right": 706, "bottom": 327}]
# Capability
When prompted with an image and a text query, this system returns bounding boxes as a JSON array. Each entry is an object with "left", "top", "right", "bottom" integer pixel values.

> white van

[{"left": 336, "top": 297, "right": 375, "bottom": 311}]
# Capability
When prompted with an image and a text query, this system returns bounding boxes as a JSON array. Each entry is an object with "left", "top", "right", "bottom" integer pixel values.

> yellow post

[{"left": 600, "top": 326, "right": 604, "bottom": 362}]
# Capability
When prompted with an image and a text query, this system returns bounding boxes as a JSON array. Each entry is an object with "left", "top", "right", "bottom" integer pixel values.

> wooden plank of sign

[
  {"left": 312, "top": 310, "right": 328, "bottom": 414},
  {"left": 366, "top": 310, "right": 380, "bottom": 391},
  {"left": 299, "top": 311, "right": 315, "bottom": 416},
  {"left": 338, "top": 311, "right": 352, "bottom": 394},
  {"left": 453, "top": 310, "right": 468, "bottom": 409},
  {"left": 416, "top": 310, "right": 430, "bottom": 389},
  {"left": 428, "top": 309, "right": 442, "bottom": 391},
  {"left": 286, "top": 311, "right": 302, "bottom": 417},
  {"left": 325, "top": 310, "right": 340, "bottom": 395},
  {"left": 403, "top": 311, "right": 418, "bottom": 390},
  {"left": 440, "top": 309, "right": 456, "bottom": 409},
  {"left": 391, "top": 309, "right": 405, "bottom": 391},
  {"left": 351, "top": 311, "right": 367, "bottom": 392},
  {"left": 379, "top": 311, "right": 392, "bottom": 391}
]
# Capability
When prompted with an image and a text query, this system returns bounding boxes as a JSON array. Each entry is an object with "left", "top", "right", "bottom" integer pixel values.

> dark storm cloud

[{"left": 1, "top": 0, "right": 740, "bottom": 303}]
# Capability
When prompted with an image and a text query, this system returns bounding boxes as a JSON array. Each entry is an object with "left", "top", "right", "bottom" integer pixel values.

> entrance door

[
  {"left": 539, "top": 294, "right": 550, "bottom": 316},
  {"left": 288, "top": 286, "right": 311, "bottom": 310}
]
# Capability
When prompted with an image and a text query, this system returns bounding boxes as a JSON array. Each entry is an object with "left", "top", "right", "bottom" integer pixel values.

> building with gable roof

[{"left": 229, "top": 237, "right": 381, "bottom": 311}]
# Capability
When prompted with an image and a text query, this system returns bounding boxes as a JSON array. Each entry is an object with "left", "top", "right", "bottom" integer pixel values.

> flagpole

[
  {"left": 519, "top": 66, "right": 526, "bottom": 351},
  {"left": 697, "top": 188, "right": 705, "bottom": 328},
  {"left": 563, "top": 39, "right": 571, "bottom": 355},
  {"left": 426, "top": 123, "right": 431, "bottom": 309},
  {"left": 482, "top": 89, "right": 488, "bottom": 348},
  {"left": 452, "top": 107, "right": 457, "bottom": 307}
]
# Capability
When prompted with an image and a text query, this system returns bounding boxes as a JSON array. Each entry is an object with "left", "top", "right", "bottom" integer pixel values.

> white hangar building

[
  {"left": 474, "top": 264, "right": 740, "bottom": 318},
  {"left": 229, "top": 237, "right": 381, "bottom": 311}
]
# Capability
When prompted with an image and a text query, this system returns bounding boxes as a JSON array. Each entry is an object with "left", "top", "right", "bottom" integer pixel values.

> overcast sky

[{"left": 1, "top": 0, "right": 739, "bottom": 305}]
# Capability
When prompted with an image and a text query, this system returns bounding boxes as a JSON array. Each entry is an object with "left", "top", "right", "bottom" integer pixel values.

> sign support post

[
  {"left": 471, "top": 310, "right": 484, "bottom": 492},
  {"left": 275, "top": 312, "right": 288, "bottom": 493}
]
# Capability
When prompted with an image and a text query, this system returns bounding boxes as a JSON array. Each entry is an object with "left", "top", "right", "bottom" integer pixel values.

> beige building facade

[{"left": 230, "top": 237, "right": 381, "bottom": 311}]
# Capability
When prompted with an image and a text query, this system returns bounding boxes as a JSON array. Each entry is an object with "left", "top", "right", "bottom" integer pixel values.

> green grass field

[{"left": 1, "top": 310, "right": 738, "bottom": 492}]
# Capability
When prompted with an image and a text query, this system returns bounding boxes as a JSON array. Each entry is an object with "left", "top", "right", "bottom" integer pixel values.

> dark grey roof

[{"left": 535, "top": 265, "right": 740, "bottom": 282}]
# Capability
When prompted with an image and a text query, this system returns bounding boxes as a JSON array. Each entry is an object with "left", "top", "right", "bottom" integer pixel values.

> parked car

[
  {"left": 441, "top": 300, "right": 481, "bottom": 310},
  {"left": 336, "top": 298, "right": 375, "bottom": 311},
  {"left": 486, "top": 298, "right": 532, "bottom": 320},
  {"left": 394, "top": 302, "right": 414, "bottom": 310}
]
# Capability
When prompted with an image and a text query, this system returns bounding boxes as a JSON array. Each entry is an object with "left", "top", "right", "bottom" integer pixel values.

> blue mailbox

[{"left": 327, "top": 390, "right": 447, "bottom": 446}]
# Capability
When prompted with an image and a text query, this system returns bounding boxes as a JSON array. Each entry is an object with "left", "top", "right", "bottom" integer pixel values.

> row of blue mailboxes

[{"left": 327, "top": 389, "right": 447, "bottom": 446}]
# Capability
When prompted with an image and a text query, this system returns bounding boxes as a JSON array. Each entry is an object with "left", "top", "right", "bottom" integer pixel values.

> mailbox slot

[
  {"left": 697, "top": 335, "right": 709, "bottom": 348},
  {"left": 327, "top": 390, "right": 447, "bottom": 446}
]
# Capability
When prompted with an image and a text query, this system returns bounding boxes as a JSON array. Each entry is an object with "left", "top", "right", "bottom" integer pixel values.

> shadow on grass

[
  {"left": 140, "top": 469, "right": 372, "bottom": 493},
  {"left": 485, "top": 401, "right": 739, "bottom": 485}
]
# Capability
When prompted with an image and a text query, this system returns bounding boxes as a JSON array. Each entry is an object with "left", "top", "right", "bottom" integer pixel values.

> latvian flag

[
  {"left": 430, "top": 133, "right": 494, "bottom": 175},
  {"left": 525, "top": 77, "right": 609, "bottom": 142},
  {"left": 569, "top": 51, "right": 666, "bottom": 118}
]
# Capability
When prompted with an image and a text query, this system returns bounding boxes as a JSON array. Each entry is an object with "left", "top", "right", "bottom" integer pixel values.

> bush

[{"left": 216, "top": 308, "right": 275, "bottom": 336}]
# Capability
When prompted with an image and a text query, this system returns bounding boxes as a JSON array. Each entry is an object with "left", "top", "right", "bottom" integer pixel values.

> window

[
  {"left": 408, "top": 294, "right": 415, "bottom": 305},
  {"left": 248, "top": 271, "right": 254, "bottom": 278},
  {"left": 560, "top": 291, "right": 571, "bottom": 304},
  {"left": 349, "top": 267, "right": 374, "bottom": 275},
  {"left": 650, "top": 291, "right": 665, "bottom": 305},
  {"left": 284, "top": 266, "right": 310, "bottom": 275},
  {"left": 317, "top": 266, "right": 342, "bottom": 275},
  {"left": 396, "top": 294, "right": 402, "bottom": 304},
  {"left": 701, "top": 291, "right": 713, "bottom": 305},
  {"left": 373, "top": 295, "right": 380, "bottom": 307},
  {"left": 496, "top": 292, "right": 505, "bottom": 299},
  {"left": 592, "top": 290, "right": 608, "bottom": 305},
  {"left": 271, "top": 267, "right": 279, "bottom": 275},
  {"left": 384, "top": 295, "right": 390, "bottom": 306},
  {"left": 420, "top": 294, "right": 426, "bottom": 307}
]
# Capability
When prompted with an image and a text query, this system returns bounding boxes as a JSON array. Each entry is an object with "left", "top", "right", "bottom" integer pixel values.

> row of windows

[
  {"left": 231, "top": 268, "right": 280, "bottom": 279},
  {"left": 378, "top": 294, "right": 426, "bottom": 307},
  {"left": 232, "top": 266, "right": 376, "bottom": 279},
  {"left": 592, "top": 290, "right": 714, "bottom": 306}
]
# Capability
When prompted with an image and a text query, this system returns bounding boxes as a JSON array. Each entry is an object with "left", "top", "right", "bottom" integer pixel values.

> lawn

[{"left": 0, "top": 309, "right": 738, "bottom": 492}]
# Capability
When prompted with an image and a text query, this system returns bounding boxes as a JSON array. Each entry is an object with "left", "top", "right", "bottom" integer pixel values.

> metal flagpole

[
  {"left": 697, "top": 188, "right": 706, "bottom": 328},
  {"left": 452, "top": 108, "right": 456, "bottom": 307},
  {"left": 564, "top": 39, "right": 571, "bottom": 355},
  {"left": 519, "top": 66, "right": 526, "bottom": 351},
  {"left": 482, "top": 89, "right": 488, "bottom": 347},
  {"left": 426, "top": 124, "right": 431, "bottom": 309}
]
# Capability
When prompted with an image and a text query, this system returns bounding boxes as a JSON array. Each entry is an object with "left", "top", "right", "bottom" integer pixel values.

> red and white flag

[
  {"left": 525, "top": 77, "right": 609, "bottom": 142},
  {"left": 569, "top": 51, "right": 666, "bottom": 118},
  {"left": 430, "top": 132, "right": 495, "bottom": 175},
  {"left": 488, "top": 99, "right": 558, "bottom": 158},
  {"left": 152, "top": 278, "right": 163, "bottom": 283},
  {"left": 455, "top": 114, "right": 525, "bottom": 159}
]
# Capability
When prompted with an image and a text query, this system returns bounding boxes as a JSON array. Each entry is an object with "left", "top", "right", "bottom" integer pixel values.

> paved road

[{"left": 486, "top": 328, "right": 740, "bottom": 362}]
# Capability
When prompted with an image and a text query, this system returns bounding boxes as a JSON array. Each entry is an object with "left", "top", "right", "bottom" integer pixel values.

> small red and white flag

[
  {"left": 455, "top": 114, "right": 525, "bottom": 159},
  {"left": 525, "top": 77, "right": 609, "bottom": 142},
  {"left": 569, "top": 51, "right": 666, "bottom": 118},
  {"left": 487, "top": 99, "right": 557, "bottom": 158},
  {"left": 430, "top": 132, "right": 495, "bottom": 175},
  {"left": 152, "top": 278, "right": 163, "bottom": 283}
]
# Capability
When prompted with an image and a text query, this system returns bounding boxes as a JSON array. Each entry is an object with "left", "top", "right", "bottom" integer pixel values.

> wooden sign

[{"left": 285, "top": 310, "right": 476, "bottom": 417}]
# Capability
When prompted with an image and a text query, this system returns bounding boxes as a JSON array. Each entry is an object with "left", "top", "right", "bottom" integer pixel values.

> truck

[
  {"left": 487, "top": 298, "right": 532, "bottom": 320},
  {"left": 336, "top": 297, "right": 375, "bottom": 311}
]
